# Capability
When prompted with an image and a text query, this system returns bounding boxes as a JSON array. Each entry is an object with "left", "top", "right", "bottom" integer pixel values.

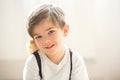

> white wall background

[{"left": 0, "top": 0, "right": 120, "bottom": 80}]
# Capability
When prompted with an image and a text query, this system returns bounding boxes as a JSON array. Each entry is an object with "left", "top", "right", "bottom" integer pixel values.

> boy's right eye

[{"left": 34, "top": 35, "right": 42, "bottom": 39}]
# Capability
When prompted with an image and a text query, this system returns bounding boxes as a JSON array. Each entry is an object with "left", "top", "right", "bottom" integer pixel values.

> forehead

[
  {"left": 38, "top": 19, "right": 54, "bottom": 26},
  {"left": 36, "top": 19, "right": 57, "bottom": 29}
]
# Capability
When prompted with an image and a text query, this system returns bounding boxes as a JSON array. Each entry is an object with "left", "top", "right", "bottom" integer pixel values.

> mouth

[{"left": 45, "top": 44, "right": 55, "bottom": 49}]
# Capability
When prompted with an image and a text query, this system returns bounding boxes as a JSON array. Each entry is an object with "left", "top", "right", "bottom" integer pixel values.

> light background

[{"left": 0, "top": 0, "right": 120, "bottom": 80}]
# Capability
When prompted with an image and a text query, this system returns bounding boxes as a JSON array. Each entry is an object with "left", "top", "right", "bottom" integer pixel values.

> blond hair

[{"left": 26, "top": 39, "right": 38, "bottom": 54}]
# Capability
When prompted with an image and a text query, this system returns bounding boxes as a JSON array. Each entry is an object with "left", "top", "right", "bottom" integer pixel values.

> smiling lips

[{"left": 45, "top": 44, "right": 55, "bottom": 49}]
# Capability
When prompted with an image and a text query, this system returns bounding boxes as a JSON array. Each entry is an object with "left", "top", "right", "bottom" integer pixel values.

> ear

[{"left": 63, "top": 24, "right": 69, "bottom": 37}]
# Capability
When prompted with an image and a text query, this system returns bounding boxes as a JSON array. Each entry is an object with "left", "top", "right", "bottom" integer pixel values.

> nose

[{"left": 43, "top": 36, "right": 50, "bottom": 44}]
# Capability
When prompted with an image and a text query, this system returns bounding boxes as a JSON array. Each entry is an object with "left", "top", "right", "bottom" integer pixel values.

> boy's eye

[
  {"left": 34, "top": 35, "right": 42, "bottom": 39},
  {"left": 48, "top": 30, "right": 55, "bottom": 35}
]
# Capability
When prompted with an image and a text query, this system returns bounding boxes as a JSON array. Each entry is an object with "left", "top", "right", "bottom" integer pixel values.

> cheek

[{"left": 52, "top": 33, "right": 63, "bottom": 42}]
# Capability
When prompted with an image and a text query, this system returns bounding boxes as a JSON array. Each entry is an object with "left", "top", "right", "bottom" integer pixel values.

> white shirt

[{"left": 23, "top": 47, "right": 89, "bottom": 80}]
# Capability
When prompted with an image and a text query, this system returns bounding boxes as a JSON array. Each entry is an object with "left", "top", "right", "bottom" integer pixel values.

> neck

[{"left": 47, "top": 47, "right": 65, "bottom": 64}]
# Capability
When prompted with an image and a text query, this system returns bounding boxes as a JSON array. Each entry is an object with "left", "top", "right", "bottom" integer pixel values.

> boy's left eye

[{"left": 48, "top": 30, "right": 55, "bottom": 34}]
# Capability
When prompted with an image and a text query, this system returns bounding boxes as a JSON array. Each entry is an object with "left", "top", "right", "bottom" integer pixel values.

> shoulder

[
  {"left": 24, "top": 54, "right": 38, "bottom": 69},
  {"left": 65, "top": 46, "right": 84, "bottom": 64},
  {"left": 65, "top": 45, "right": 84, "bottom": 65},
  {"left": 69, "top": 49, "right": 89, "bottom": 80},
  {"left": 25, "top": 54, "right": 35, "bottom": 64},
  {"left": 23, "top": 53, "right": 41, "bottom": 80},
  {"left": 70, "top": 49, "right": 85, "bottom": 66}
]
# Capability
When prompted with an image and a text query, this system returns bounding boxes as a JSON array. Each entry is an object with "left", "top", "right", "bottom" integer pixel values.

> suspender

[
  {"left": 69, "top": 49, "right": 72, "bottom": 80},
  {"left": 33, "top": 51, "right": 42, "bottom": 79},
  {"left": 33, "top": 49, "right": 72, "bottom": 80}
]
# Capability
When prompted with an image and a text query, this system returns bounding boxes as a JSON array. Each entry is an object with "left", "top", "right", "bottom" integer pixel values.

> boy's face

[{"left": 33, "top": 19, "right": 69, "bottom": 56}]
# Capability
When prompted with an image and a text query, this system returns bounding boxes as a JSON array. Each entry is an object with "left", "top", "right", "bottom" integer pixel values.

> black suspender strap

[
  {"left": 69, "top": 49, "right": 73, "bottom": 80},
  {"left": 33, "top": 49, "right": 72, "bottom": 80},
  {"left": 33, "top": 51, "right": 42, "bottom": 79}
]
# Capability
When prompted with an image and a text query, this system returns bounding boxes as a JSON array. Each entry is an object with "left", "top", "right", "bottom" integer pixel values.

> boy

[{"left": 23, "top": 4, "right": 89, "bottom": 80}]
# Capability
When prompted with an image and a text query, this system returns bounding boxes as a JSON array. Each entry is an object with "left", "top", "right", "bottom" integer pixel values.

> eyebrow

[
  {"left": 33, "top": 27, "right": 55, "bottom": 37},
  {"left": 33, "top": 34, "right": 41, "bottom": 38},
  {"left": 46, "top": 27, "right": 55, "bottom": 31}
]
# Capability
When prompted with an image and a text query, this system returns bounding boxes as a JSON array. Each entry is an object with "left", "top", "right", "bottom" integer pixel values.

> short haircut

[{"left": 27, "top": 4, "right": 65, "bottom": 38}]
